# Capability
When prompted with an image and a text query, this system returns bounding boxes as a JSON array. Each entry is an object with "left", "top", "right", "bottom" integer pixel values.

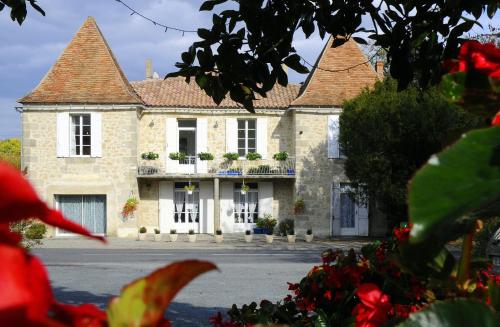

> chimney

[
  {"left": 375, "top": 61, "right": 384, "bottom": 79},
  {"left": 145, "top": 59, "right": 153, "bottom": 79}
]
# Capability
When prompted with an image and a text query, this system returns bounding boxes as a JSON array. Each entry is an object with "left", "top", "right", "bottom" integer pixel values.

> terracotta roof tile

[
  {"left": 131, "top": 77, "right": 300, "bottom": 109},
  {"left": 19, "top": 17, "right": 142, "bottom": 104},
  {"left": 292, "top": 36, "right": 378, "bottom": 107}
]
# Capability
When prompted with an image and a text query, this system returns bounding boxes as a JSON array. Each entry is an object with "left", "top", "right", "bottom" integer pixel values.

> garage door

[{"left": 56, "top": 195, "right": 106, "bottom": 235}]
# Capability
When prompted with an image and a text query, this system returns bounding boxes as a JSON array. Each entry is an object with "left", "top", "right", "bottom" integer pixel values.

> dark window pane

[
  {"left": 82, "top": 146, "right": 91, "bottom": 156},
  {"left": 237, "top": 120, "right": 245, "bottom": 129},
  {"left": 83, "top": 126, "right": 90, "bottom": 136},
  {"left": 82, "top": 136, "right": 91, "bottom": 146},
  {"left": 248, "top": 120, "right": 256, "bottom": 129},
  {"left": 248, "top": 139, "right": 256, "bottom": 148},
  {"left": 238, "top": 149, "right": 246, "bottom": 156},
  {"left": 82, "top": 115, "right": 90, "bottom": 125},
  {"left": 178, "top": 119, "right": 196, "bottom": 128},
  {"left": 76, "top": 147, "right": 81, "bottom": 155},
  {"left": 71, "top": 116, "right": 80, "bottom": 125},
  {"left": 74, "top": 135, "right": 80, "bottom": 146},
  {"left": 238, "top": 139, "right": 245, "bottom": 148},
  {"left": 75, "top": 126, "right": 80, "bottom": 136},
  {"left": 248, "top": 130, "right": 255, "bottom": 139},
  {"left": 238, "top": 130, "right": 245, "bottom": 138}
]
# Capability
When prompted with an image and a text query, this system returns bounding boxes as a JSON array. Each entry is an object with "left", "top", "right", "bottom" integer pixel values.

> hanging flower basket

[
  {"left": 241, "top": 184, "right": 250, "bottom": 195},
  {"left": 122, "top": 197, "right": 138, "bottom": 219},
  {"left": 184, "top": 184, "right": 196, "bottom": 195}
]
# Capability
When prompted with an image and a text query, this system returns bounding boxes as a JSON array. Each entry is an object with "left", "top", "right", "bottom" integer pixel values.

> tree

[
  {"left": 0, "top": 138, "right": 21, "bottom": 169},
  {"left": 339, "top": 79, "right": 484, "bottom": 229},
  {"left": 0, "top": 0, "right": 44, "bottom": 25},
  {"left": 168, "top": 0, "right": 499, "bottom": 111}
]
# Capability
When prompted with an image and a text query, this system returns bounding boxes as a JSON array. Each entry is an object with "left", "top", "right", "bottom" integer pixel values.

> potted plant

[
  {"left": 246, "top": 152, "right": 262, "bottom": 161},
  {"left": 272, "top": 151, "right": 288, "bottom": 161},
  {"left": 154, "top": 228, "right": 162, "bottom": 242},
  {"left": 169, "top": 152, "right": 187, "bottom": 161},
  {"left": 305, "top": 229, "right": 313, "bottom": 243},
  {"left": 244, "top": 230, "right": 253, "bottom": 243},
  {"left": 141, "top": 152, "right": 159, "bottom": 160},
  {"left": 215, "top": 229, "right": 223, "bottom": 243},
  {"left": 138, "top": 226, "right": 147, "bottom": 241},
  {"left": 294, "top": 198, "right": 305, "bottom": 215},
  {"left": 241, "top": 184, "right": 250, "bottom": 195},
  {"left": 254, "top": 218, "right": 267, "bottom": 234},
  {"left": 122, "top": 197, "right": 138, "bottom": 220},
  {"left": 198, "top": 152, "right": 215, "bottom": 161},
  {"left": 265, "top": 227, "right": 274, "bottom": 244},
  {"left": 184, "top": 184, "right": 196, "bottom": 195},
  {"left": 187, "top": 229, "right": 197, "bottom": 243},
  {"left": 278, "top": 218, "right": 294, "bottom": 236},
  {"left": 286, "top": 229, "right": 296, "bottom": 243},
  {"left": 169, "top": 229, "right": 178, "bottom": 242},
  {"left": 223, "top": 152, "right": 240, "bottom": 161}
]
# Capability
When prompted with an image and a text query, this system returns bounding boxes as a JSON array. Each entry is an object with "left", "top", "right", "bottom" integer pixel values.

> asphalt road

[{"left": 34, "top": 248, "right": 324, "bottom": 326}]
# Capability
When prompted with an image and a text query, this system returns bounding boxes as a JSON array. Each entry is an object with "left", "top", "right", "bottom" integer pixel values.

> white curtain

[
  {"left": 248, "top": 192, "right": 258, "bottom": 223},
  {"left": 174, "top": 192, "right": 185, "bottom": 222},
  {"left": 233, "top": 192, "right": 242, "bottom": 223},
  {"left": 190, "top": 193, "right": 199, "bottom": 223}
]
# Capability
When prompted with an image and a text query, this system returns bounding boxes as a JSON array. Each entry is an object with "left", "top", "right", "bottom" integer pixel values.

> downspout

[{"left": 15, "top": 106, "right": 24, "bottom": 172}]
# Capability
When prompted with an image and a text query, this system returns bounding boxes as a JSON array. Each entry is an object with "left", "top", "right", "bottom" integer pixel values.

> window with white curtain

[
  {"left": 237, "top": 119, "right": 256, "bottom": 157},
  {"left": 174, "top": 182, "right": 199, "bottom": 223},
  {"left": 70, "top": 114, "right": 91, "bottom": 156},
  {"left": 233, "top": 183, "right": 259, "bottom": 224},
  {"left": 57, "top": 195, "right": 106, "bottom": 234}
]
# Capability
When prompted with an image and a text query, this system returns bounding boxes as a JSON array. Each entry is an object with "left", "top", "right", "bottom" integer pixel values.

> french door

[
  {"left": 173, "top": 183, "right": 200, "bottom": 233},
  {"left": 233, "top": 183, "right": 259, "bottom": 232}
]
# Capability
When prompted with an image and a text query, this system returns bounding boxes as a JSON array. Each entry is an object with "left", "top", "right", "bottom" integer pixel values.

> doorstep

[{"left": 37, "top": 234, "right": 373, "bottom": 251}]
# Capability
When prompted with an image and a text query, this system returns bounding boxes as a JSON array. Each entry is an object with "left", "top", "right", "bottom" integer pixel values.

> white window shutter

[
  {"left": 328, "top": 115, "right": 340, "bottom": 158},
  {"left": 258, "top": 182, "right": 273, "bottom": 217},
  {"left": 225, "top": 118, "right": 237, "bottom": 153},
  {"left": 56, "top": 112, "right": 70, "bottom": 157},
  {"left": 256, "top": 118, "right": 268, "bottom": 159},
  {"left": 159, "top": 181, "right": 174, "bottom": 233},
  {"left": 90, "top": 112, "right": 102, "bottom": 157},
  {"left": 196, "top": 118, "right": 208, "bottom": 173},
  {"left": 165, "top": 118, "right": 178, "bottom": 172},
  {"left": 220, "top": 181, "right": 234, "bottom": 233}
]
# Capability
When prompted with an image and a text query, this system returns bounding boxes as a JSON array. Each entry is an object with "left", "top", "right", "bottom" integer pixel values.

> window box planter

[
  {"left": 227, "top": 170, "right": 242, "bottom": 176},
  {"left": 287, "top": 168, "right": 295, "bottom": 175},
  {"left": 253, "top": 227, "right": 267, "bottom": 234}
]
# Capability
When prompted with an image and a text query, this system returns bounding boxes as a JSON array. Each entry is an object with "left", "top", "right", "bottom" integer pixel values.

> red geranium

[
  {"left": 444, "top": 40, "right": 500, "bottom": 78},
  {"left": 352, "top": 284, "right": 392, "bottom": 327}
]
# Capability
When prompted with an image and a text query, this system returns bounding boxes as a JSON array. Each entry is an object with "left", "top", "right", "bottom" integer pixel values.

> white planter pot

[
  {"left": 154, "top": 234, "right": 162, "bottom": 242},
  {"left": 287, "top": 235, "right": 296, "bottom": 243},
  {"left": 305, "top": 234, "right": 314, "bottom": 243},
  {"left": 241, "top": 190, "right": 247, "bottom": 195},
  {"left": 138, "top": 233, "right": 147, "bottom": 241},
  {"left": 265, "top": 234, "right": 274, "bottom": 244},
  {"left": 187, "top": 190, "right": 193, "bottom": 195},
  {"left": 215, "top": 235, "right": 224, "bottom": 243},
  {"left": 188, "top": 234, "right": 197, "bottom": 243},
  {"left": 169, "top": 234, "right": 178, "bottom": 242},
  {"left": 244, "top": 234, "right": 253, "bottom": 243}
]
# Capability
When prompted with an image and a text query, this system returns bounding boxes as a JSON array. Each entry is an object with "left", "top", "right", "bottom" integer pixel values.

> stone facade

[{"left": 22, "top": 108, "right": 139, "bottom": 236}]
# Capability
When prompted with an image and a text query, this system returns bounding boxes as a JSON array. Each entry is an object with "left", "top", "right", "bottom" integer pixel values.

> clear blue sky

[{"left": 0, "top": 0, "right": 497, "bottom": 140}]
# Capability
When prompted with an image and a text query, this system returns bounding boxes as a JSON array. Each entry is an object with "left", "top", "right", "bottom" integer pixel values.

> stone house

[{"left": 18, "top": 17, "right": 386, "bottom": 238}]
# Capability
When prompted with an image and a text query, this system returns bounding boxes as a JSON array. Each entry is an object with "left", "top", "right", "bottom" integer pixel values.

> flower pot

[
  {"left": 169, "top": 234, "right": 178, "bottom": 242},
  {"left": 287, "top": 235, "right": 296, "bottom": 243},
  {"left": 287, "top": 168, "right": 295, "bottom": 175},
  {"left": 154, "top": 234, "right": 162, "bottom": 242},
  {"left": 265, "top": 234, "right": 274, "bottom": 244},
  {"left": 240, "top": 190, "right": 247, "bottom": 195},
  {"left": 188, "top": 234, "right": 197, "bottom": 243},
  {"left": 253, "top": 227, "right": 266, "bottom": 234},
  {"left": 187, "top": 190, "right": 193, "bottom": 195},
  {"left": 215, "top": 235, "right": 224, "bottom": 243},
  {"left": 244, "top": 234, "right": 253, "bottom": 243},
  {"left": 305, "top": 234, "right": 314, "bottom": 243},
  {"left": 138, "top": 233, "right": 147, "bottom": 241}
]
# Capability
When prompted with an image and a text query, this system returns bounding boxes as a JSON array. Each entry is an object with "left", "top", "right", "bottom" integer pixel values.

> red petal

[
  {"left": 0, "top": 245, "right": 53, "bottom": 324},
  {"left": 51, "top": 303, "right": 107, "bottom": 327},
  {"left": 492, "top": 112, "right": 500, "bottom": 126}
]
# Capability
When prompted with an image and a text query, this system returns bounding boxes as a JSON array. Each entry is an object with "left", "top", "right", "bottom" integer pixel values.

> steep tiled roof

[
  {"left": 292, "top": 36, "right": 378, "bottom": 107},
  {"left": 19, "top": 17, "right": 142, "bottom": 104},
  {"left": 132, "top": 77, "right": 300, "bottom": 109}
]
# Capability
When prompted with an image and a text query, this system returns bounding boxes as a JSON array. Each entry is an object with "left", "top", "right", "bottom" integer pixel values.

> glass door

[
  {"left": 173, "top": 182, "right": 200, "bottom": 233},
  {"left": 233, "top": 183, "right": 258, "bottom": 232}
]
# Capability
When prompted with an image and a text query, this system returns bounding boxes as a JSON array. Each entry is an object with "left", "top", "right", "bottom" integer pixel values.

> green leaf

[
  {"left": 283, "top": 54, "right": 309, "bottom": 74},
  {"left": 353, "top": 36, "right": 367, "bottom": 45},
  {"left": 440, "top": 72, "right": 466, "bottom": 102},
  {"left": 107, "top": 260, "right": 217, "bottom": 326},
  {"left": 409, "top": 126, "right": 500, "bottom": 244},
  {"left": 398, "top": 299, "right": 499, "bottom": 327}
]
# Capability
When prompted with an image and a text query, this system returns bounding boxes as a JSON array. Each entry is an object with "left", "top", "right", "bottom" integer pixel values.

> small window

[
  {"left": 70, "top": 114, "right": 91, "bottom": 156},
  {"left": 237, "top": 119, "right": 257, "bottom": 157},
  {"left": 178, "top": 120, "right": 197, "bottom": 162}
]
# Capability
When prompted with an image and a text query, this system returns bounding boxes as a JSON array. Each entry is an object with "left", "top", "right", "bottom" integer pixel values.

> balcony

[{"left": 137, "top": 157, "right": 296, "bottom": 178}]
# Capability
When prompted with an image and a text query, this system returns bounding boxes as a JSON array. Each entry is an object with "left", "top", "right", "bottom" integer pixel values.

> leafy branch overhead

[
  {"left": 0, "top": 0, "right": 45, "bottom": 25},
  {"left": 168, "top": 0, "right": 498, "bottom": 111}
]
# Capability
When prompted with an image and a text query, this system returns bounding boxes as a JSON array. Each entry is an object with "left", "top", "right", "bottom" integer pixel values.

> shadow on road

[{"left": 53, "top": 286, "right": 229, "bottom": 326}]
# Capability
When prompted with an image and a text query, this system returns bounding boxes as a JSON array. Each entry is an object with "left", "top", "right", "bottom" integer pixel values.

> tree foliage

[
  {"left": 0, "top": 138, "right": 21, "bottom": 169},
  {"left": 0, "top": 0, "right": 45, "bottom": 25},
  {"left": 339, "top": 79, "right": 483, "bottom": 228},
  {"left": 168, "top": 0, "right": 498, "bottom": 111}
]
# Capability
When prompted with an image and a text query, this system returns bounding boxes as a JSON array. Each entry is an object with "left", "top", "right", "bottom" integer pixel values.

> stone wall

[
  {"left": 293, "top": 110, "right": 347, "bottom": 236},
  {"left": 22, "top": 109, "right": 139, "bottom": 236}
]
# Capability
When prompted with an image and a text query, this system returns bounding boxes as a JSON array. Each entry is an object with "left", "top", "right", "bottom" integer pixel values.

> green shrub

[
  {"left": 25, "top": 222, "right": 46, "bottom": 240},
  {"left": 272, "top": 151, "right": 288, "bottom": 161},
  {"left": 223, "top": 152, "right": 240, "bottom": 160},
  {"left": 277, "top": 219, "right": 294, "bottom": 236},
  {"left": 169, "top": 152, "right": 187, "bottom": 161},
  {"left": 9, "top": 220, "right": 45, "bottom": 248},
  {"left": 141, "top": 152, "right": 159, "bottom": 160},
  {"left": 245, "top": 152, "right": 262, "bottom": 160},
  {"left": 198, "top": 152, "right": 214, "bottom": 160},
  {"left": 139, "top": 226, "right": 147, "bottom": 233},
  {"left": 256, "top": 215, "right": 277, "bottom": 234}
]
